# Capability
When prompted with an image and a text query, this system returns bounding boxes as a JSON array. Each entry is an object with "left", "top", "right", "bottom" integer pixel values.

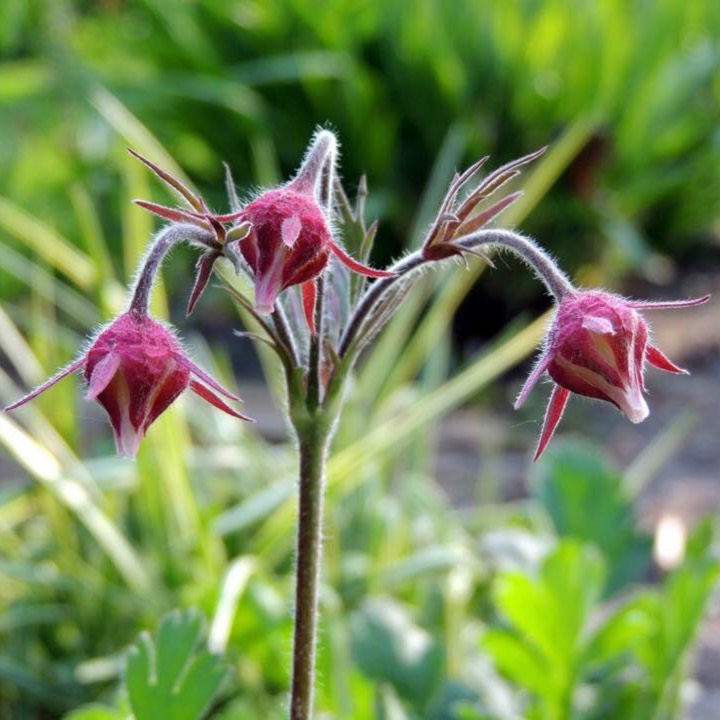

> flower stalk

[{"left": 288, "top": 412, "right": 333, "bottom": 720}]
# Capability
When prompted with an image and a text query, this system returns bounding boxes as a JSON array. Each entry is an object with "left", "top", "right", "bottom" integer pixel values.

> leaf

[
  {"left": 63, "top": 706, "right": 126, "bottom": 720},
  {"left": 485, "top": 541, "right": 606, "bottom": 716},
  {"left": 482, "top": 631, "right": 549, "bottom": 697},
  {"left": 126, "top": 609, "right": 227, "bottom": 720},
  {"left": 351, "top": 598, "right": 443, "bottom": 710},
  {"left": 532, "top": 440, "right": 652, "bottom": 595}
]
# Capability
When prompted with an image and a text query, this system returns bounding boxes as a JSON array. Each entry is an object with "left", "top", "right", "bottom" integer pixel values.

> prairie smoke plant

[{"left": 3, "top": 128, "right": 709, "bottom": 720}]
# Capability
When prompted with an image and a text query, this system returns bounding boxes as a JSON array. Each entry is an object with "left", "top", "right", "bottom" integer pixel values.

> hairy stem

[
  {"left": 339, "top": 252, "right": 425, "bottom": 356},
  {"left": 272, "top": 302, "right": 301, "bottom": 368},
  {"left": 128, "top": 223, "right": 215, "bottom": 314},
  {"left": 290, "top": 416, "right": 331, "bottom": 720},
  {"left": 339, "top": 228, "right": 573, "bottom": 356},
  {"left": 456, "top": 229, "right": 574, "bottom": 299}
]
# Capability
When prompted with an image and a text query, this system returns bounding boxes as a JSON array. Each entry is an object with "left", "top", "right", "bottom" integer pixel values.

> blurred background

[{"left": 0, "top": 1, "right": 719, "bottom": 719}]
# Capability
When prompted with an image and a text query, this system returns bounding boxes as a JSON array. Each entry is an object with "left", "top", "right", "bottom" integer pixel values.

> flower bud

[
  {"left": 239, "top": 188, "right": 332, "bottom": 316},
  {"left": 515, "top": 290, "right": 709, "bottom": 460},
  {"left": 5, "top": 311, "right": 251, "bottom": 458}
]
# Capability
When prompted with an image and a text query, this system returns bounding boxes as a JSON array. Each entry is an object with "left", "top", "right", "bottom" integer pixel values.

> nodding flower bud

[
  {"left": 236, "top": 131, "right": 394, "bottom": 333},
  {"left": 128, "top": 133, "right": 394, "bottom": 334},
  {"left": 239, "top": 187, "right": 334, "bottom": 317},
  {"left": 514, "top": 289, "right": 710, "bottom": 460},
  {"left": 5, "top": 311, "right": 251, "bottom": 458}
]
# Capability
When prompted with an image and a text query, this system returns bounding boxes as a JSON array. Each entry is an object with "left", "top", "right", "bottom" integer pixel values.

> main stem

[{"left": 290, "top": 417, "right": 330, "bottom": 720}]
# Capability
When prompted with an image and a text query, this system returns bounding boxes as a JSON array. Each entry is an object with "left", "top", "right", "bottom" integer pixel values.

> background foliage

[{"left": 0, "top": 1, "right": 718, "bottom": 718}]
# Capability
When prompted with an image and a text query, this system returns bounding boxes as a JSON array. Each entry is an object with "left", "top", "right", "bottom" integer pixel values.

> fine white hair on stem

[
  {"left": 455, "top": 229, "right": 574, "bottom": 300},
  {"left": 127, "top": 223, "right": 216, "bottom": 315},
  {"left": 291, "top": 128, "right": 339, "bottom": 211}
]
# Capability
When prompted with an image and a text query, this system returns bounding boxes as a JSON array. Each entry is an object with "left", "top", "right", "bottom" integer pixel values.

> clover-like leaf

[{"left": 126, "top": 609, "right": 227, "bottom": 720}]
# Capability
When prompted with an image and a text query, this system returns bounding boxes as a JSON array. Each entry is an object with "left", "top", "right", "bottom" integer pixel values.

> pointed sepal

[
  {"left": 328, "top": 240, "right": 395, "bottom": 278},
  {"left": 189, "top": 380, "right": 253, "bottom": 422},
  {"left": 646, "top": 345, "right": 688, "bottom": 375},
  {"left": 302, "top": 279, "right": 318, "bottom": 335},
  {"left": 534, "top": 385, "right": 570, "bottom": 461},
  {"left": 4, "top": 358, "right": 86, "bottom": 411}
]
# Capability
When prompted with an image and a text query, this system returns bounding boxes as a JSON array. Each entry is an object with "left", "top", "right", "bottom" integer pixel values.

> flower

[
  {"left": 237, "top": 183, "right": 393, "bottom": 333},
  {"left": 515, "top": 289, "right": 710, "bottom": 460},
  {"left": 128, "top": 138, "right": 394, "bottom": 334},
  {"left": 5, "top": 311, "right": 251, "bottom": 457}
]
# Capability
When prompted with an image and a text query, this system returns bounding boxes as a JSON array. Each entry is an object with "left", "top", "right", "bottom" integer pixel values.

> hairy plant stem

[
  {"left": 128, "top": 223, "right": 215, "bottom": 314},
  {"left": 289, "top": 409, "right": 332, "bottom": 720},
  {"left": 289, "top": 249, "right": 333, "bottom": 719},
  {"left": 455, "top": 229, "right": 574, "bottom": 299},
  {"left": 339, "top": 228, "right": 574, "bottom": 356}
]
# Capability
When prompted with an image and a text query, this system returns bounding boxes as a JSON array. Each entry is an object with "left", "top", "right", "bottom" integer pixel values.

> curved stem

[
  {"left": 340, "top": 229, "right": 573, "bottom": 358},
  {"left": 128, "top": 223, "right": 215, "bottom": 314},
  {"left": 289, "top": 417, "right": 331, "bottom": 720},
  {"left": 456, "top": 229, "right": 574, "bottom": 299},
  {"left": 339, "top": 252, "right": 425, "bottom": 356}
]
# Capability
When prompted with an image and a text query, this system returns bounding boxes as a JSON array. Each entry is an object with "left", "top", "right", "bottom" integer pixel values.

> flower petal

[
  {"left": 114, "top": 405, "right": 144, "bottom": 459},
  {"left": 190, "top": 380, "right": 253, "bottom": 421},
  {"left": 534, "top": 385, "right": 570, "bottom": 461},
  {"left": 85, "top": 352, "right": 122, "bottom": 400}
]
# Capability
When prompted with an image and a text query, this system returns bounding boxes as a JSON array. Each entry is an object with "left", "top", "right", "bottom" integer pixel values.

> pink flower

[
  {"left": 127, "top": 137, "right": 394, "bottom": 333},
  {"left": 238, "top": 183, "right": 393, "bottom": 333},
  {"left": 5, "top": 311, "right": 251, "bottom": 458},
  {"left": 515, "top": 290, "right": 710, "bottom": 460}
]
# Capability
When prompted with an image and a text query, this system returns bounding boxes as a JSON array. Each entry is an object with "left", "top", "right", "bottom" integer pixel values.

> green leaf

[
  {"left": 485, "top": 541, "right": 605, "bottom": 716},
  {"left": 482, "top": 630, "right": 549, "bottom": 697},
  {"left": 126, "top": 609, "right": 227, "bottom": 720},
  {"left": 351, "top": 598, "right": 443, "bottom": 710},
  {"left": 532, "top": 440, "right": 651, "bottom": 595},
  {"left": 63, "top": 706, "right": 126, "bottom": 720}
]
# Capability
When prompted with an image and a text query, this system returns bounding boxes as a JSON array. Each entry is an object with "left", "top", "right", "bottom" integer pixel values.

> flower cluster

[
  {"left": 4, "top": 131, "right": 394, "bottom": 455},
  {"left": 4, "top": 130, "right": 710, "bottom": 463}
]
